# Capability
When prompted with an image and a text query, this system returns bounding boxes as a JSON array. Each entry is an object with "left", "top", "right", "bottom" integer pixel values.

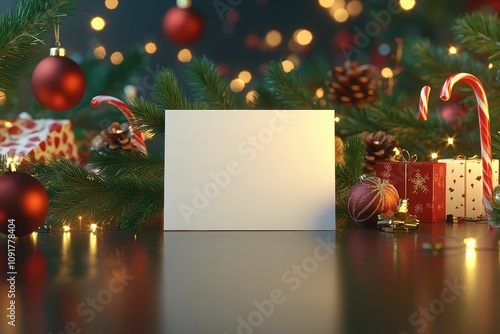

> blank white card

[{"left": 164, "top": 110, "right": 335, "bottom": 230}]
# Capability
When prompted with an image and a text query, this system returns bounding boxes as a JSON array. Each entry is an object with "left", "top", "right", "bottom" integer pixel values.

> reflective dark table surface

[{"left": 1, "top": 220, "right": 500, "bottom": 334}]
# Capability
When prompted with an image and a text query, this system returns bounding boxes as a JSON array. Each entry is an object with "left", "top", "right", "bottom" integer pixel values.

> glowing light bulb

[
  {"left": 431, "top": 152, "right": 438, "bottom": 160},
  {"left": 448, "top": 46, "right": 458, "bottom": 55},
  {"left": 63, "top": 225, "right": 71, "bottom": 232},
  {"left": 464, "top": 238, "right": 476, "bottom": 249},
  {"left": 447, "top": 137, "right": 454, "bottom": 145},
  {"left": 90, "top": 223, "right": 97, "bottom": 232}
]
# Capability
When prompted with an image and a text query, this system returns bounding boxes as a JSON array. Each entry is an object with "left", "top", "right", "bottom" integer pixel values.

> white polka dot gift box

[
  {"left": 438, "top": 158, "right": 499, "bottom": 219},
  {"left": 0, "top": 117, "right": 79, "bottom": 163}
]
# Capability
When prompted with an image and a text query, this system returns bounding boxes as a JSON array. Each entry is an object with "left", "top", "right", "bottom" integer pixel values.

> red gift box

[
  {"left": 0, "top": 118, "right": 79, "bottom": 163},
  {"left": 376, "top": 162, "right": 446, "bottom": 223}
]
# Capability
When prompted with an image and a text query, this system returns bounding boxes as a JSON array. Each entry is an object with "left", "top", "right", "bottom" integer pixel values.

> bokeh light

[
  {"left": 332, "top": 8, "right": 349, "bottom": 22},
  {"left": 178, "top": 49, "right": 192, "bottom": 62},
  {"left": 346, "top": 1, "right": 363, "bottom": 16},
  {"left": 399, "top": 0, "right": 416, "bottom": 10},
  {"left": 110, "top": 51, "right": 124, "bottom": 65},
  {"left": 318, "top": 0, "right": 334, "bottom": 8},
  {"left": 246, "top": 90, "right": 258, "bottom": 104},
  {"left": 105, "top": 0, "right": 119, "bottom": 10},
  {"left": 381, "top": 67, "right": 394, "bottom": 78},
  {"left": 265, "top": 30, "right": 282, "bottom": 47},
  {"left": 144, "top": 42, "right": 157, "bottom": 54},
  {"left": 281, "top": 60, "right": 295, "bottom": 73},
  {"left": 294, "top": 29, "right": 313, "bottom": 46},
  {"left": 90, "top": 17, "right": 106, "bottom": 31},
  {"left": 238, "top": 71, "right": 252, "bottom": 83},
  {"left": 93, "top": 45, "right": 106, "bottom": 59},
  {"left": 230, "top": 78, "right": 245, "bottom": 92}
]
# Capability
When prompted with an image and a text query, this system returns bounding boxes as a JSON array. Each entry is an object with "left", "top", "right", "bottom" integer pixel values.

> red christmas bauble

[
  {"left": 0, "top": 172, "right": 49, "bottom": 237},
  {"left": 162, "top": 6, "right": 205, "bottom": 45},
  {"left": 32, "top": 55, "right": 86, "bottom": 111},
  {"left": 346, "top": 176, "right": 399, "bottom": 228}
]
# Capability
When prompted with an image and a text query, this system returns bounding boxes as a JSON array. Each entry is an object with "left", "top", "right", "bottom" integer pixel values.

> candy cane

[
  {"left": 418, "top": 86, "right": 430, "bottom": 121},
  {"left": 91, "top": 95, "right": 147, "bottom": 154},
  {"left": 419, "top": 73, "right": 498, "bottom": 229}
]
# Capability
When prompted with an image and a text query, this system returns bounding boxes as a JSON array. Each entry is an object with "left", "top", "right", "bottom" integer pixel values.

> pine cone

[
  {"left": 326, "top": 61, "right": 380, "bottom": 108},
  {"left": 97, "top": 122, "right": 138, "bottom": 150},
  {"left": 335, "top": 136, "right": 345, "bottom": 164},
  {"left": 363, "top": 131, "right": 399, "bottom": 174}
]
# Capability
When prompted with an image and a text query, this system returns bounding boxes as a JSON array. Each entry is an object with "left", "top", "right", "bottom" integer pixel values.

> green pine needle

[
  {"left": 87, "top": 148, "right": 164, "bottom": 178},
  {"left": 265, "top": 61, "right": 315, "bottom": 109},
  {"left": 409, "top": 39, "right": 491, "bottom": 92},
  {"left": 129, "top": 97, "right": 165, "bottom": 137},
  {"left": 23, "top": 156, "right": 163, "bottom": 233},
  {"left": 335, "top": 134, "right": 365, "bottom": 215},
  {"left": 152, "top": 67, "right": 202, "bottom": 110},
  {"left": 185, "top": 56, "right": 236, "bottom": 109},
  {"left": 453, "top": 12, "right": 500, "bottom": 66}
]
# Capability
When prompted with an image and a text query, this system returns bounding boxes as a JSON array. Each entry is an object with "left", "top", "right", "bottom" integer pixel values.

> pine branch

[
  {"left": 0, "top": 0, "right": 78, "bottom": 91},
  {"left": 129, "top": 97, "right": 165, "bottom": 136},
  {"left": 152, "top": 68, "right": 203, "bottom": 110},
  {"left": 22, "top": 157, "right": 163, "bottom": 233},
  {"left": 409, "top": 40, "right": 493, "bottom": 92},
  {"left": 87, "top": 148, "right": 164, "bottom": 178},
  {"left": 185, "top": 56, "right": 235, "bottom": 109},
  {"left": 265, "top": 61, "right": 315, "bottom": 109},
  {"left": 453, "top": 12, "right": 500, "bottom": 66},
  {"left": 335, "top": 134, "right": 365, "bottom": 215}
]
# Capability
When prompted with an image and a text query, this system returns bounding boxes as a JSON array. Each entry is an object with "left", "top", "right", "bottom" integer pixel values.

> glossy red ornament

[
  {"left": 346, "top": 176, "right": 399, "bottom": 228},
  {"left": 162, "top": 6, "right": 205, "bottom": 45},
  {"left": 32, "top": 55, "right": 86, "bottom": 111},
  {"left": 0, "top": 172, "right": 49, "bottom": 237}
]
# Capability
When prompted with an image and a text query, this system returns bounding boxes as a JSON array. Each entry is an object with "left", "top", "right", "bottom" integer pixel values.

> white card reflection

[{"left": 163, "top": 231, "right": 343, "bottom": 333}]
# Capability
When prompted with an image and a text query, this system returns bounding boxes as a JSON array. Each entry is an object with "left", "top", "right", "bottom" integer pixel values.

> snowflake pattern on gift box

[
  {"left": 410, "top": 169, "right": 429, "bottom": 194},
  {"left": 380, "top": 164, "right": 392, "bottom": 179},
  {"left": 435, "top": 165, "right": 445, "bottom": 188},
  {"left": 414, "top": 203, "right": 423, "bottom": 214}
]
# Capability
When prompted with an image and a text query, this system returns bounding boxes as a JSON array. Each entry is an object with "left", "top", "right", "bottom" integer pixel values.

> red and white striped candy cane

[
  {"left": 418, "top": 86, "right": 430, "bottom": 121},
  {"left": 91, "top": 95, "right": 147, "bottom": 154},
  {"left": 419, "top": 73, "right": 498, "bottom": 229}
]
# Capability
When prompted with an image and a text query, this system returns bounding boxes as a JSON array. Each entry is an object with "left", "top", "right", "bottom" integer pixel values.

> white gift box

[
  {"left": 438, "top": 158, "right": 499, "bottom": 218},
  {"left": 164, "top": 110, "right": 335, "bottom": 230}
]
